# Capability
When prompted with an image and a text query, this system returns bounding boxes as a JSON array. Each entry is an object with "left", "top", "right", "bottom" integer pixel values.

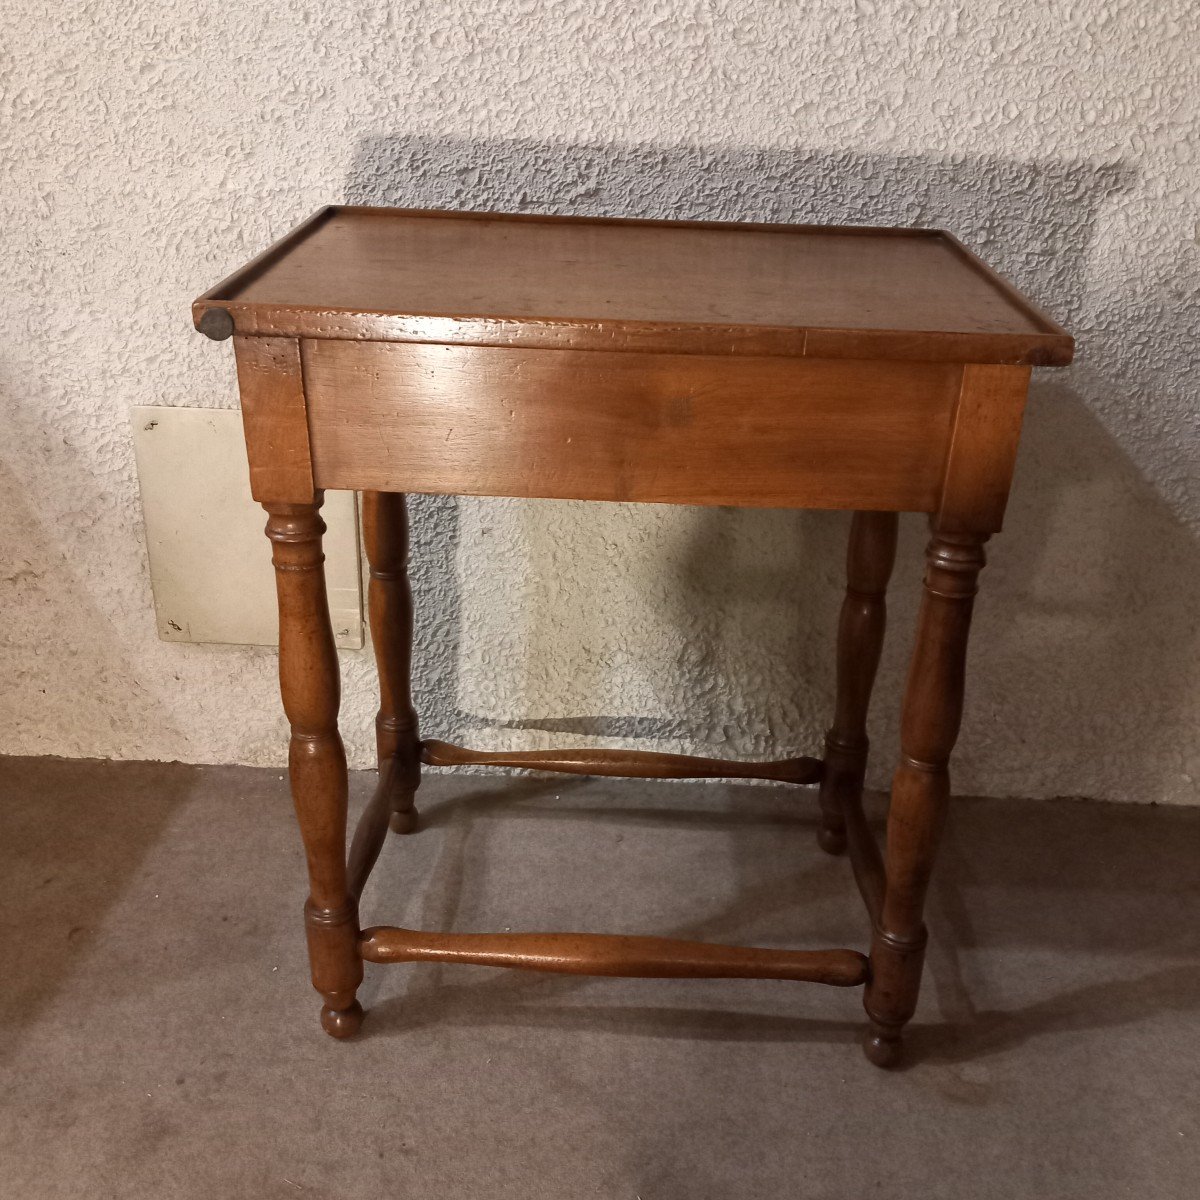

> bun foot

[
  {"left": 320, "top": 1000, "right": 364, "bottom": 1039},
  {"left": 389, "top": 807, "right": 418, "bottom": 835},
  {"left": 817, "top": 823, "right": 847, "bottom": 856},
  {"left": 863, "top": 1022, "right": 904, "bottom": 1068}
]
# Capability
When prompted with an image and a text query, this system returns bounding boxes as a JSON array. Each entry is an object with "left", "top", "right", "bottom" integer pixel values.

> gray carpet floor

[{"left": 1, "top": 755, "right": 1197, "bottom": 1199}]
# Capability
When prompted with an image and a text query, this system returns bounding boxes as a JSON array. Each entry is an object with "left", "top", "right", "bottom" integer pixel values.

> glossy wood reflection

[
  {"left": 302, "top": 342, "right": 960, "bottom": 508},
  {"left": 360, "top": 926, "right": 868, "bottom": 986},
  {"left": 264, "top": 497, "right": 362, "bottom": 1037}
]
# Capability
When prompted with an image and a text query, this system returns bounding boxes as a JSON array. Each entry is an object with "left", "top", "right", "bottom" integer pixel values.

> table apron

[{"left": 298, "top": 341, "right": 966, "bottom": 511}]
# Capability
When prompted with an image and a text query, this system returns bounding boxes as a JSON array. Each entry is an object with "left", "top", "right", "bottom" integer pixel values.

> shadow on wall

[{"left": 342, "top": 136, "right": 1198, "bottom": 805}]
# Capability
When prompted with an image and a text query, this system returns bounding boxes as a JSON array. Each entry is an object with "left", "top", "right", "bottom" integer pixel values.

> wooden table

[{"left": 194, "top": 207, "right": 1072, "bottom": 1067}]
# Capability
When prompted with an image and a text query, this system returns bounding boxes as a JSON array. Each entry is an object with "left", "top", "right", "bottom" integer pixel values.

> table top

[{"left": 195, "top": 206, "right": 1072, "bottom": 365}]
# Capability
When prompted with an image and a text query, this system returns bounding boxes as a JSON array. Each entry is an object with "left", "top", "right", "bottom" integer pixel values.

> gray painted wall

[{"left": 1, "top": 2, "right": 1196, "bottom": 803}]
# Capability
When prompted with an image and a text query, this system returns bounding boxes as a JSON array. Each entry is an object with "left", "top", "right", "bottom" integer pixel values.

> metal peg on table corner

[{"left": 196, "top": 307, "right": 235, "bottom": 341}]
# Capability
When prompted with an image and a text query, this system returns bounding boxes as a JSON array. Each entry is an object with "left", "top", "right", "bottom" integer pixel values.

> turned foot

[
  {"left": 817, "top": 821, "right": 847, "bottom": 856},
  {"left": 320, "top": 1000, "right": 364, "bottom": 1038},
  {"left": 863, "top": 1020, "right": 904, "bottom": 1068},
  {"left": 389, "top": 806, "right": 418, "bottom": 835}
]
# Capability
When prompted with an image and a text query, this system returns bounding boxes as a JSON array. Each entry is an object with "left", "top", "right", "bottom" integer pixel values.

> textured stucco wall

[{"left": 1, "top": 1, "right": 1196, "bottom": 803}]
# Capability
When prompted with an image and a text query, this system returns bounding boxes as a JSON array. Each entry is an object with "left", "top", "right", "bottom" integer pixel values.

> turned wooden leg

[
  {"left": 818, "top": 511, "right": 898, "bottom": 857},
  {"left": 266, "top": 498, "right": 364, "bottom": 1038},
  {"left": 863, "top": 527, "right": 988, "bottom": 1067},
  {"left": 362, "top": 491, "right": 422, "bottom": 835}
]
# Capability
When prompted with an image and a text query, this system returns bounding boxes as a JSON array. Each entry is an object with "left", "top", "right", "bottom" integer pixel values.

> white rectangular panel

[{"left": 131, "top": 406, "right": 363, "bottom": 649}]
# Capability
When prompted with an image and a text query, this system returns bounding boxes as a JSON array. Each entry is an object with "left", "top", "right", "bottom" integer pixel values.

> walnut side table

[{"left": 193, "top": 207, "right": 1073, "bottom": 1067}]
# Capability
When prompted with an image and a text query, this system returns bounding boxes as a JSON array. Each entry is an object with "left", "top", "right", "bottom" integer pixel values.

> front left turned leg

[
  {"left": 863, "top": 528, "right": 988, "bottom": 1067},
  {"left": 266, "top": 499, "right": 363, "bottom": 1038}
]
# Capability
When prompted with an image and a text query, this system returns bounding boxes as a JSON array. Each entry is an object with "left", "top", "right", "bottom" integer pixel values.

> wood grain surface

[
  {"left": 359, "top": 925, "right": 869, "bottom": 986},
  {"left": 421, "top": 739, "right": 824, "bottom": 785},
  {"left": 302, "top": 341, "right": 962, "bottom": 509},
  {"left": 195, "top": 206, "right": 1073, "bottom": 364}
]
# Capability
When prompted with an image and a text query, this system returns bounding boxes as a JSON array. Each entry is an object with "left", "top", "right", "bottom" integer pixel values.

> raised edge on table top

[{"left": 193, "top": 205, "right": 1074, "bottom": 366}]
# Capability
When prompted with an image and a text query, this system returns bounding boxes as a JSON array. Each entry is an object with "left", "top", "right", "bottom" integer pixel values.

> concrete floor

[{"left": 0, "top": 756, "right": 1197, "bottom": 1199}]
